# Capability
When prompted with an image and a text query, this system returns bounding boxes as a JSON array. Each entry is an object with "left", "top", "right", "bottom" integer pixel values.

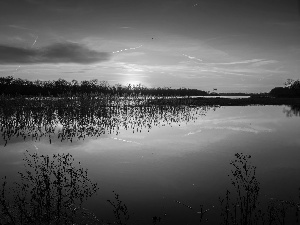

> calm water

[
  {"left": 191, "top": 95, "right": 250, "bottom": 99},
  {"left": 0, "top": 104, "right": 299, "bottom": 224}
]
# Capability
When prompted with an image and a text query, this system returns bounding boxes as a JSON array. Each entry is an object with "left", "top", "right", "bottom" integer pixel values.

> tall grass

[
  {"left": 107, "top": 191, "right": 130, "bottom": 225},
  {"left": 219, "top": 153, "right": 261, "bottom": 225},
  {"left": 218, "top": 153, "right": 300, "bottom": 225},
  {"left": 0, "top": 150, "right": 99, "bottom": 225}
]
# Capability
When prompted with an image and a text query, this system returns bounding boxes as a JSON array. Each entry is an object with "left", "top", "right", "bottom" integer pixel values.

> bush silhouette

[
  {"left": 219, "top": 153, "right": 300, "bottom": 225},
  {"left": 0, "top": 150, "right": 99, "bottom": 225},
  {"left": 219, "top": 153, "right": 261, "bottom": 225},
  {"left": 107, "top": 191, "right": 130, "bottom": 225}
]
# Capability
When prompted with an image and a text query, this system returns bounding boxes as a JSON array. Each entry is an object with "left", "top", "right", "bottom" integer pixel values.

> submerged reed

[
  {"left": 218, "top": 153, "right": 300, "bottom": 225},
  {"left": 0, "top": 150, "right": 99, "bottom": 225}
]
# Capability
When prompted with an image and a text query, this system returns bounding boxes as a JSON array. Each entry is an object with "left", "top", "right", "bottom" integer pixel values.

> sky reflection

[{"left": 0, "top": 105, "right": 300, "bottom": 224}]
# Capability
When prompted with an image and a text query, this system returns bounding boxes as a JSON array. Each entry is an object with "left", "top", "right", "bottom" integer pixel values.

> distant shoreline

[
  {"left": 1, "top": 95, "right": 300, "bottom": 107},
  {"left": 189, "top": 97, "right": 300, "bottom": 106}
]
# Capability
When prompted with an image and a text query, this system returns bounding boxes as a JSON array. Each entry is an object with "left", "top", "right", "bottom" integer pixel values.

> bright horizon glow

[
  {"left": 122, "top": 80, "right": 143, "bottom": 87},
  {"left": 0, "top": 0, "right": 299, "bottom": 92}
]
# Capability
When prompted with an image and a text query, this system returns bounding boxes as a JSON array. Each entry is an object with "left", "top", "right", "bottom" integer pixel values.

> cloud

[
  {"left": 266, "top": 21, "right": 300, "bottom": 30},
  {"left": 251, "top": 60, "right": 278, "bottom": 67},
  {"left": 201, "top": 59, "right": 277, "bottom": 66},
  {"left": 0, "top": 45, "right": 36, "bottom": 64},
  {"left": 24, "top": 0, "right": 86, "bottom": 13},
  {"left": 0, "top": 42, "right": 111, "bottom": 64},
  {"left": 7, "top": 24, "right": 33, "bottom": 31},
  {"left": 25, "top": 0, "right": 43, "bottom": 4}
]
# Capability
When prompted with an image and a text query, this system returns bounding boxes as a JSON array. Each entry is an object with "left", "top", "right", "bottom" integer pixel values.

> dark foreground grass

[
  {"left": 218, "top": 153, "right": 298, "bottom": 225},
  {"left": 0, "top": 152, "right": 299, "bottom": 225},
  {"left": 0, "top": 151, "right": 99, "bottom": 224}
]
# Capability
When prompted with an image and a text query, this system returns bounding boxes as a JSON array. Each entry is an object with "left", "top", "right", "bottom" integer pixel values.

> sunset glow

[{"left": 0, "top": 0, "right": 299, "bottom": 92}]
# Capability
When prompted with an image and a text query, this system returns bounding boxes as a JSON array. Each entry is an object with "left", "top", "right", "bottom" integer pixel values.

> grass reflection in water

[
  {"left": 0, "top": 94, "right": 213, "bottom": 146},
  {"left": 1, "top": 95, "right": 300, "bottom": 224}
]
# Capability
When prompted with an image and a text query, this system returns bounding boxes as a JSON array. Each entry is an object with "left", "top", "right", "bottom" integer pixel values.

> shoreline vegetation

[
  {"left": 1, "top": 76, "right": 300, "bottom": 100},
  {"left": 1, "top": 76, "right": 300, "bottom": 108},
  {"left": 188, "top": 97, "right": 300, "bottom": 106}
]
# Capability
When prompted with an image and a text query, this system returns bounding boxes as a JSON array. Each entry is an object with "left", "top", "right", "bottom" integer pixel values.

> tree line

[
  {"left": 0, "top": 76, "right": 208, "bottom": 97},
  {"left": 269, "top": 79, "right": 300, "bottom": 98}
]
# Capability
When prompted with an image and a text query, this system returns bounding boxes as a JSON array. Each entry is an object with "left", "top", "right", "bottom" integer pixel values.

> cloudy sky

[{"left": 0, "top": 0, "right": 299, "bottom": 92}]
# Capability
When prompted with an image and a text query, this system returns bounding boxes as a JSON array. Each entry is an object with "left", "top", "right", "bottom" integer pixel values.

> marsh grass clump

[
  {"left": 219, "top": 153, "right": 300, "bottom": 225},
  {"left": 263, "top": 191, "right": 300, "bottom": 225},
  {"left": 107, "top": 191, "right": 130, "bottom": 225},
  {"left": 219, "top": 153, "right": 262, "bottom": 225},
  {"left": 233, "top": 153, "right": 260, "bottom": 224},
  {"left": 1, "top": 94, "right": 209, "bottom": 146},
  {"left": 0, "top": 150, "right": 99, "bottom": 225}
]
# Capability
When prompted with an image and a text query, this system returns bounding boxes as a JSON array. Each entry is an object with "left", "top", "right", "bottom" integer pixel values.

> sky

[{"left": 0, "top": 0, "right": 300, "bottom": 92}]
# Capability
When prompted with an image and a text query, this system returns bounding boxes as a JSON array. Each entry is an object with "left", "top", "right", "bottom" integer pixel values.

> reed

[
  {"left": 0, "top": 95, "right": 210, "bottom": 146},
  {"left": 218, "top": 153, "right": 300, "bottom": 225},
  {"left": 219, "top": 153, "right": 260, "bottom": 225},
  {"left": 0, "top": 150, "right": 99, "bottom": 225},
  {"left": 107, "top": 191, "right": 130, "bottom": 225}
]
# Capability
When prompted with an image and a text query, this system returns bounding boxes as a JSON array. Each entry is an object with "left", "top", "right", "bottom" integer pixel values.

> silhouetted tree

[
  {"left": 0, "top": 76, "right": 208, "bottom": 97},
  {"left": 269, "top": 79, "right": 300, "bottom": 98}
]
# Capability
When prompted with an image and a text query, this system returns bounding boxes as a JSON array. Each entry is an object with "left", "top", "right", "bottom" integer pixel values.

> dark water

[{"left": 0, "top": 101, "right": 299, "bottom": 224}]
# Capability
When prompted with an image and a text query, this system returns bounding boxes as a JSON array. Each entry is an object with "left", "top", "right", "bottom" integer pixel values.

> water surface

[{"left": 0, "top": 105, "right": 299, "bottom": 224}]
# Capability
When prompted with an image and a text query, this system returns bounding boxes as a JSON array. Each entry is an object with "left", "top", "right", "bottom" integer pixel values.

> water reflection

[
  {"left": 0, "top": 95, "right": 216, "bottom": 146},
  {"left": 1, "top": 103, "right": 300, "bottom": 224},
  {"left": 283, "top": 105, "right": 300, "bottom": 117}
]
